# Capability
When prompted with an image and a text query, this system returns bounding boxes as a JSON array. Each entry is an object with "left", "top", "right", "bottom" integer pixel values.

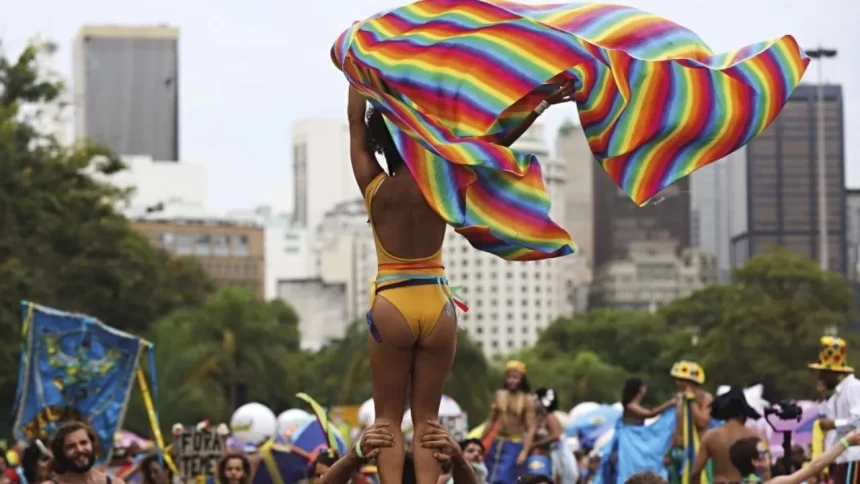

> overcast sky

[{"left": 3, "top": 0, "right": 858, "bottom": 213}]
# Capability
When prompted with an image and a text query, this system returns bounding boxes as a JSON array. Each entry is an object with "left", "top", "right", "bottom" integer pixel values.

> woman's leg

[
  {"left": 410, "top": 307, "right": 457, "bottom": 484},
  {"left": 369, "top": 296, "right": 416, "bottom": 484}
]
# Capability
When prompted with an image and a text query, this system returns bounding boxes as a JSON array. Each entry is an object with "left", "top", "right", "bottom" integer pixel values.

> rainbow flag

[{"left": 332, "top": 0, "right": 808, "bottom": 261}]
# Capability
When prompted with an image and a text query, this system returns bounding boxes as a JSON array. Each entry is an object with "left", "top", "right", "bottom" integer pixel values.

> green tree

[
  {"left": 664, "top": 247, "right": 856, "bottom": 400},
  {"left": 0, "top": 40, "right": 214, "bottom": 417},
  {"left": 124, "top": 288, "right": 301, "bottom": 435},
  {"left": 529, "top": 309, "right": 688, "bottom": 400},
  {"left": 509, "top": 350, "right": 627, "bottom": 412}
]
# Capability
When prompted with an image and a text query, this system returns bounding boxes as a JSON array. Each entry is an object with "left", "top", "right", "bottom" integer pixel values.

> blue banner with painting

[{"left": 12, "top": 301, "right": 145, "bottom": 463}]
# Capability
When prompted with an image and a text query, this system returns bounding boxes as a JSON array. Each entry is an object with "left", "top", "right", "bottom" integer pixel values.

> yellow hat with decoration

[
  {"left": 505, "top": 360, "right": 527, "bottom": 375},
  {"left": 809, "top": 336, "right": 853, "bottom": 372},
  {"left": 670, "top": 361, "right": 705, "bottom": 384}
]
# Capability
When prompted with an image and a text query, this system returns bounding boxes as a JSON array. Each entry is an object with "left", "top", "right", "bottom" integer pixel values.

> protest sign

[
  {"left": 439, "top": 413, "right": 468, "bottom": 441},
  {"left": 177, "top": 428, "right": 224, "bottom": 479}
]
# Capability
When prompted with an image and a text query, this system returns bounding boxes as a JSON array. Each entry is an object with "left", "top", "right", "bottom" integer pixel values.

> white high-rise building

[
  {"left": 847, "top": 189, "right": 860, "bottom": 281},
  {"left": 690, "top": 150, "right": 746, "bottom": 282},
  {"left": 444, "top": 123, "right": 573, "bottom": 357},
  {"left": 280, "top": 198, "right": 374, "bottom": 349},
  {"left": 99, "top": 155, "right": 207, "bottom": 218},
  {"left": 291, "top": 119, "right": 356, "bottom": 238},
  {"left": 556, "top": 120, "right": 594, "bottom": 263},
  {"left": 227, "top": 206, "right": 312, "bottom": 299}
]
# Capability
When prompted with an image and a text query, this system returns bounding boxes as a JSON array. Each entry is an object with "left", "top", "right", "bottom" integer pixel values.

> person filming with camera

[{"left": 809, "top": 336, "right": 860, "bottom": 484}]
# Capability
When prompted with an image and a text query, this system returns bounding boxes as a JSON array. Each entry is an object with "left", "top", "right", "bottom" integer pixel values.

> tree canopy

[{"left": 0, "top": 40, "right": 215, "bottom": 417}]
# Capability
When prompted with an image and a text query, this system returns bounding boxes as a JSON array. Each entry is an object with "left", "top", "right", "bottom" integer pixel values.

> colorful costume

[
  {"left": 667, "top": 361, "right": 710, "bottom": 484},
  {"left": 487, "top": 361, "right": 530, "bottom": 484},
  {"left": 332, "top": 0, "right": 808, "bottom": 261},
  {"left": 363, "top": 173, "right": 468, "bottom": 342}
]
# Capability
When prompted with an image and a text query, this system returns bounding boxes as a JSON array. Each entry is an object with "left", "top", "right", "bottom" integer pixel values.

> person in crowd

[
  {"left": 525, "top": 388, "right": 578, "bottom": 484},
  {"left": 217, "top": 453, "right": 250, "bottom": 484},
  {"left": 666, "top": 361, "right": 712, "bottom": 483},
  {"left": 691, "top": 387, "right": 765, "bottom": 484},
  {"left": 318, "top": 421, "right": 394, "bottom": 483},
  {"left": 347, "top": 78, "right": 572, "bottom": 484},
  {"left": 21, "top": 440, "right": 51, "bottom": 484},
  {"left": 437, "top": 438, "right": 488, "bottom": 484},
  {"left": 482, "top": 361, "right": 536, "bottom": 484},
  {"left": 419, "top": 422, "right": 480, "bottom": 484},
  {"left": 312, "top": 450, "right": 343, "bottom": 480},
  {"left": 43, "top": 421, "right": 127, "bottom": 484},
  {"left": 135, "top": 455, "right": 167, "bottom": 484},
  {"left": 1, "top": 453, "right": 14, "bottom": 484},
  {"left": 459, "top": 439, "right": 488, "bottom": 483},
  {"left": 625, "top": 471, "right": 669, "bottom": 484},
  {"left": 810, "top": 336, "right": 860, "bottom": 484},
  {"left": 621, "top": 378, "right": 677, "bottom": 425},
  {"left": 729, "top": 429, "right": 860, "bottom": 484}
]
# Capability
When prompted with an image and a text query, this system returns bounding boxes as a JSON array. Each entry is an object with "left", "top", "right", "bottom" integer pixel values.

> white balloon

[
  {"left": 569, "top": 402, "right": 600, "bottom": 420},
  {"left": 358, "top": 398, "right": 375, "bottom": 427},
  {"left": 230, "top": 403, "right": 277, "bottom": 446},
  {"left": 277, "top": 409, "right": 313, "bottom": 441}
]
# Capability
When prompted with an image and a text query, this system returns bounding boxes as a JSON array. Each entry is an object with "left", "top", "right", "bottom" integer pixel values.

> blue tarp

[{"left": 595, "top": 407, "right": 722, "bottom": 484}]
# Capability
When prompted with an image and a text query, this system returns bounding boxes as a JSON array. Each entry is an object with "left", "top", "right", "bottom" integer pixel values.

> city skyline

[{"left": 4, "top": 0, "right": 859, "bottom": 217}]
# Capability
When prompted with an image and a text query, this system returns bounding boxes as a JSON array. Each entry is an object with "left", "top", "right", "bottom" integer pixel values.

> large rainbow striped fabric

[{"left": 332, "top": 0, "right": 809, "bottom": 261}]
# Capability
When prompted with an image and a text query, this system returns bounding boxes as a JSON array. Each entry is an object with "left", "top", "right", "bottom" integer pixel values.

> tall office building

[
  {"left": 729, "top": 84, "right": 847, "bottom": 274},
  {"left": 690, "top": 152, "right": 744, "bottom": 282},
  {"left": 291, "top": 119, "right": 354, "bottom": 236},
  {"left": 846, "top": 189, "right": 860, "bottom": 281},
  {"left": 73, "top": 25, "right": 179, "bottom": 160},
  {"left": 592, "top": 165, "right": 691, "bottom": 270},
  {"left": 556, "top": 120, "right": 594, "bottom": 263}
]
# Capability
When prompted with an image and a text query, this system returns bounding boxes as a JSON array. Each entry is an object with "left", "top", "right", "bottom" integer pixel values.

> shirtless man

[
  {"left": 482, "top": 360, "right": 536, "bottom": 484},
  {"left": 691, "top": 387, "right": 764, "bottom": 483},
  {"left": 43, "top": 421, "right": 128, "bottom": 484},
  {"left": 666, "top": 361, "right": 712, "bottom": 480},
  {"left": 668, "top": 361, "right": 713, "bottom": 452}
]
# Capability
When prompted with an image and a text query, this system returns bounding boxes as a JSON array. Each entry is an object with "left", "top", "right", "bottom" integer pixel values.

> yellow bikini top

[{"left": 363, "top": 172, "right": 443, "bottom": 266}]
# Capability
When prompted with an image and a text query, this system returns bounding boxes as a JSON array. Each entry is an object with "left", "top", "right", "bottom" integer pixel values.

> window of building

[
  {"left": 232, "top": 235, "right": 250, "bottom": 256},
  {"left": 491, "top": 340, "right": 498, "bottom": 348},
  {"left": 159, "top": 232, "right": 174, "bottom": 250},
  {"left": 195, "top": 235, "right": 212, "bottom": 256},
  {"left": 176, "top": 234, "right": 193, "bottom": 255},
  {"left": 213, "top": 235, "right": 230, "bottom": 256}
]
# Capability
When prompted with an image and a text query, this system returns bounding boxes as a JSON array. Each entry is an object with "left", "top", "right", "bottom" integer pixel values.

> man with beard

[
  {"left": 810, "top": 336, "right": 860, "bottom": 484},
  {"left": 43, "top": 422, "right": 126, "bottom": 484},
  {"left": 481, "top": 360, "right": 536, "bottom": 484}
]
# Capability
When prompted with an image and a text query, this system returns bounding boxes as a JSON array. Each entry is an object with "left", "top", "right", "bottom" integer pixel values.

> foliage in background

[{"left": 0, "top": 41, "right": 215, "bottom": 420}]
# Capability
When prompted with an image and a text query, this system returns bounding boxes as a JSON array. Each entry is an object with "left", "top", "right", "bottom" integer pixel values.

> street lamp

[{"left": 805, "top": 47, "right": 837, "bottom": 270}]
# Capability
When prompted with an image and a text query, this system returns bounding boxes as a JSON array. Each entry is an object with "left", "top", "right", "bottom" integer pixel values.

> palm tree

[{"left": 128, "top": 288, "right": 302, "bottom": 432}]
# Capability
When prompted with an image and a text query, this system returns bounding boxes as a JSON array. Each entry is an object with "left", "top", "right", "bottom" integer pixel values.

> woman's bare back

[{"left": 371, "top": 174, "right": 446, "bottom": 258}]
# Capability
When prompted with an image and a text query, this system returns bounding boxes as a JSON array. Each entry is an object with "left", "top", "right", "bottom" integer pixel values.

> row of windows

[
  {"left": 451, "top": 270, "right": 554, "bottom": 282},
  {"left": 462, "top": 311, "right": 545, "bottom": 322},
  {"left": 156, "top": 232, "right": 251, "bottom": 257},
  {"left": 203, "top": 262, "right": 259, "bottom": 277},
  {"left": 460, "top": 287, "right": 547, "bottom": 306},
  {"left": 471, "top": 324, "right": 543, "bottom": 335}
]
